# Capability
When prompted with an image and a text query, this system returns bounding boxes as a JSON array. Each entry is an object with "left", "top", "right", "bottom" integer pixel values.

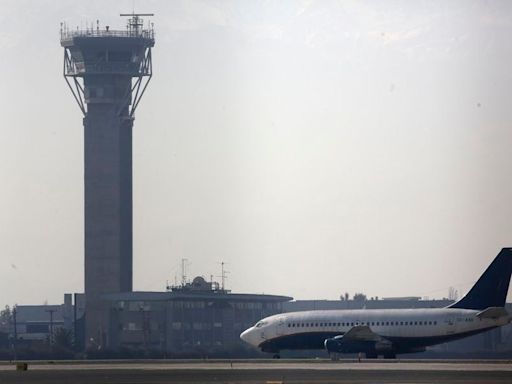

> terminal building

[{"left": 101, "top": 277, "right": 292, "bottom": 354}]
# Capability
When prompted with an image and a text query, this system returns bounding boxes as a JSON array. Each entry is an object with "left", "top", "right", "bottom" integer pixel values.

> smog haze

[{"left": 1, "top": 0, "right": 512, "bottom": 307}]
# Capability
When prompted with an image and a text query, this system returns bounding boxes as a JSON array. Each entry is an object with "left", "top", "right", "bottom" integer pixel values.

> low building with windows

[
  {"left": 10, "top": 293, "right": 84, "bottom": 344},
  {"left": 102, "top": 277, "right": 292, "bottom": 354}
]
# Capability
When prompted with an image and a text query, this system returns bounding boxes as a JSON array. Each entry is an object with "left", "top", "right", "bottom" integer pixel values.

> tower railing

[{"left": 60, "top": 28, "right": 154, "bottom": 43}]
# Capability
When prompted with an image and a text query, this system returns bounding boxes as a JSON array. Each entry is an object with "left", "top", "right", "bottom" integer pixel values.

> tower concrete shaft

[{"left": 61, "top": 15, "right": 154, "bottom": 349}]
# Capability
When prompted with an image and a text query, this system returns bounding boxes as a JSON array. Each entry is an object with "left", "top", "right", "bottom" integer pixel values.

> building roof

[
  {"left": 14, "top": 305, "right": 64, "bottom": 323},
  {"left": 101, "top": 291, "right": 293, "bottom": 303}
]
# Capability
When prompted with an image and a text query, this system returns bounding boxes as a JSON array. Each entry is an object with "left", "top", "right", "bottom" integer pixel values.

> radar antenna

[{"left": 120, "top": 13, "right": 154, "bottom": 35}]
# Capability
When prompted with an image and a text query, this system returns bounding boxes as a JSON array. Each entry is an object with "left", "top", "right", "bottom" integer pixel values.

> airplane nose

[
  {"left": 240, "top": 328, "right": 251, "bottom": 343},
  {"left": 240, "top": 327, "right": 258, "bottom": 347}
]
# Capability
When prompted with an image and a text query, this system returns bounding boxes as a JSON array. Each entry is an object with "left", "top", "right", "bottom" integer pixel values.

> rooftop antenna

[
  {"left": 180, "top": 258, "right": 190, "bottom": 287},
  {"left": 218, "top": 261, "right": 229, "bottom": 291}
]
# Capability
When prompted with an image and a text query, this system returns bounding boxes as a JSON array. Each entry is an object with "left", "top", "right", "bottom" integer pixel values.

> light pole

[
  {"left": 45, "top": 309, "right": 56, "bottom": 348},
  {"left": 12, "top": 306, "right": 17, "bottom": 361}
]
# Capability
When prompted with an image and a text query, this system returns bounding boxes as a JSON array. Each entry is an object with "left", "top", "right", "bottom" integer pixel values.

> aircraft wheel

[
  {"left": 329, "top": 352, "right": 340, "bottom": 361},
  {"left": 273, "top": 353, "right": 281, "bottom": 359}
]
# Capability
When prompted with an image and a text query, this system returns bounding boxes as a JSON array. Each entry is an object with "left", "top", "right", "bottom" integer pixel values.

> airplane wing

[
  {"left": 325, "top": 325, "right": 392, "bottom": 354},
  {"left": 341, "top": 325, "right": 382, "bottom": 342}
]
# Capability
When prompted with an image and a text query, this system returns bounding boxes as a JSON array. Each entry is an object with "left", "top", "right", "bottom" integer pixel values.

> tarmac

[{"left": 0, "top": 359, "right": 511, "bottom": 383}]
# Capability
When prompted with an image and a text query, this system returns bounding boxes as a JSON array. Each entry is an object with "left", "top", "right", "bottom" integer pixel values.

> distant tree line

[{"left": 339, "top": 293, "right": 379, "bottom": 302}]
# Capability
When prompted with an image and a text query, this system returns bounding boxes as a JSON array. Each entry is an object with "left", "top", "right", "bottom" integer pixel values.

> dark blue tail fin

[{"left": 449, "top": 248, "right": 512, "bottom": 310}]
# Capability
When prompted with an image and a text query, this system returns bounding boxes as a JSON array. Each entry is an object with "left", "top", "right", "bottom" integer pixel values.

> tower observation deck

[{"left": 61, "top": 14, "right": 154, "bottom": 349}]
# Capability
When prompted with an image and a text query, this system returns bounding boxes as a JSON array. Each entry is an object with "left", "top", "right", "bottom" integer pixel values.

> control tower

[{"left": 60, "top": 14, "right": 154, "bottom": 349}]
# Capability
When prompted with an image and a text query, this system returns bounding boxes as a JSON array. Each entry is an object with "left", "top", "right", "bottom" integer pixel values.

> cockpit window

[{"left": 255, "top": 321, "right": 266, "bottom": 328}]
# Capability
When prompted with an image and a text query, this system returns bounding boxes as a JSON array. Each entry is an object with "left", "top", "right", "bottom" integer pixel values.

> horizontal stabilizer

[{"left": 476, "top": 307, "right": 509, "bottom": 319}]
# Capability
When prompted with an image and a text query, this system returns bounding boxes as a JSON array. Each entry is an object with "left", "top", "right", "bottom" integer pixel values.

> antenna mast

[
  {"left": 219, "top": 261, "right": 229, "bottom": 291},
  {"left": 181, "top": 258, "right": 188, "bottom": 287}
]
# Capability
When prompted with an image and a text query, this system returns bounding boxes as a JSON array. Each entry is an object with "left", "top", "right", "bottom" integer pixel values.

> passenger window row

[{"left": 287, "top": 320, "right": 438, "bottom": 328}]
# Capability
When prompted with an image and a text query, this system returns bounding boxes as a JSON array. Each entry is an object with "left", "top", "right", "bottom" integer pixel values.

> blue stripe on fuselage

[{"left": 260, "top": 326, "right": 497, "bottom": 354}]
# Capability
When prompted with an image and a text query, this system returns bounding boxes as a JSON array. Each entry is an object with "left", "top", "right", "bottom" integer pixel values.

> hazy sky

[{"left": 1, "top": 0, "right": 511, "bottom": 307}]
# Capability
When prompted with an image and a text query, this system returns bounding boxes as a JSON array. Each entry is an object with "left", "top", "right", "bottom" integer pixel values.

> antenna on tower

[{"left": 120, "top": 12, "right": 154, "bottom": 36}]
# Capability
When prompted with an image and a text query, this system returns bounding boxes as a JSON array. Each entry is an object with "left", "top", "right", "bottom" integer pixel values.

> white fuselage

[{"left": 240, "top": 307, "right": 509, "bottom": 352}]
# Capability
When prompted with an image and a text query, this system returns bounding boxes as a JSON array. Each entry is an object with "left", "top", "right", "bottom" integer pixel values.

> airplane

[{"left": 240, "top": 248, "right": 512, "bottom": 359}]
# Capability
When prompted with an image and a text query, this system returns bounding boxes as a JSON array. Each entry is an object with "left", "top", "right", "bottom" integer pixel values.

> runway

[{"left": 0, "top": 359, "right": 511, "bottom": 383}]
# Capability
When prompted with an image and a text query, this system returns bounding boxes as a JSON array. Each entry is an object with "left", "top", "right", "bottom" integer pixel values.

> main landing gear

[
  {"left": 272, "top": 353, "right": 281, "bottom": 359},
  {"left": 329, "top": 352, "right": 340, "bottom": 361}
]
